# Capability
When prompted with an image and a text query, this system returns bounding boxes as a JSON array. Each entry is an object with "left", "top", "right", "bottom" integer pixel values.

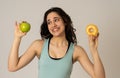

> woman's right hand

[{"left": 14, "top": 21, "right": 27, "bottom": 39}]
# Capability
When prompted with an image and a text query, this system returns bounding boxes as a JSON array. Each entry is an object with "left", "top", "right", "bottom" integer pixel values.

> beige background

[{"left": 0, "top": 0, "right": 120, "bottom": 78}]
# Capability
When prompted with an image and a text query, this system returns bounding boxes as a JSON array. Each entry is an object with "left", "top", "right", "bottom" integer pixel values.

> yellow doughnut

[{"left": 86, "top": 24, "right": 98, "bottom": 36}]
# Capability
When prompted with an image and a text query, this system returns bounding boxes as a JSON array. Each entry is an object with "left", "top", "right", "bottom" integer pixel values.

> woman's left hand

[{"left": 88, "top": 33, "right": 99, "bottom": 50}]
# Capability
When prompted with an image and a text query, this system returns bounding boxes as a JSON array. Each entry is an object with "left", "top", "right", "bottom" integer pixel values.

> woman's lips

[{"left": 52, "top": 27, "right": 60, "bottom": 32}]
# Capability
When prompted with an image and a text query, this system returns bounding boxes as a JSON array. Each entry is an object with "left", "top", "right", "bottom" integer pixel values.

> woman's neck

[{"left": 50, "top": 37, "right": 68, "bottom": 47}]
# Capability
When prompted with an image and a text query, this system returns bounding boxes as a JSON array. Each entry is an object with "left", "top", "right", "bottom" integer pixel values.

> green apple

[{"left": 20, "top": 21, "right": 31, "bottom": 32}]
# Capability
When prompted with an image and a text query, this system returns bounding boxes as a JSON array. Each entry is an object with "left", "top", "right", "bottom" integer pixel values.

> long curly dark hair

[{"left": 40, "top": 7, "right": 77, "bottom": 44}]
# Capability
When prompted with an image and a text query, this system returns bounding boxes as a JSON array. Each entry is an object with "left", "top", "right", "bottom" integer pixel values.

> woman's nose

[{"left": 52, "top": 22, "right": 57, "bottom": 27}]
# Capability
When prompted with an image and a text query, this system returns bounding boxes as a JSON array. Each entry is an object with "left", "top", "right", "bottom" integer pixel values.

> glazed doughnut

[{"left": 86, "top": 24, "right": 98, "bottom": 36}]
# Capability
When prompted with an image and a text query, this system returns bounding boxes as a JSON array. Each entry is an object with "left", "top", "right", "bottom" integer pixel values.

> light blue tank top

[{"left": 38, "top": 39, "right": 74, "bottom": 78}]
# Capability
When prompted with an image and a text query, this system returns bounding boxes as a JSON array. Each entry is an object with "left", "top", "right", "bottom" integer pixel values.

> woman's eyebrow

[
  {"left": 54, "top": 17, "right": 60, "bottom": 19},
  {"left": 47, "top": 16, "right": 60, "bottom": 21}
]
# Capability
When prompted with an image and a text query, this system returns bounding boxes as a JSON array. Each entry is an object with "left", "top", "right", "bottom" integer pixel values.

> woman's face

[{"left": 47, "top": 12, "right": 66, "bottom": 37}]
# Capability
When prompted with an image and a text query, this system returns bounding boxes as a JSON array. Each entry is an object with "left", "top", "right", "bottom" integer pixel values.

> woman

[{"left": 8, "top": 7, "right": 105, "bottom": 78}]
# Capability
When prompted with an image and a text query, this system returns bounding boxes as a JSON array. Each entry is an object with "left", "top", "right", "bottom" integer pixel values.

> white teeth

[
  {"left": 52, "top": 28, "right": 59, "bottom": 32},
  {"left": 53, "top": 28, "right": 58, "bottom": 31}
]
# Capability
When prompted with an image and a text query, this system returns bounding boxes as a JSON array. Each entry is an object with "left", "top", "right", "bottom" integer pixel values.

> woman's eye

[
  {"left": 54, "top": 18, "right": 59, "bottom": 22},
  {"left": 47, "top": 21, "right": 51, "bottom": 25}
]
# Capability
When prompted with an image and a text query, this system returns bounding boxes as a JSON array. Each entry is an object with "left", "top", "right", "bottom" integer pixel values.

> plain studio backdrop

[{"left": 0, "top": 0, "right": 120, "bottom": 78}]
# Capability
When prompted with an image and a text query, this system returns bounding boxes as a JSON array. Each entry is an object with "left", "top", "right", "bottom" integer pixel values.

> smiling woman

[
  {"left": 8, "top": 7, "right": 105, "bottom": 78},
  {"left": 46, "top": 12, "right": 66, "bottom": 37}
]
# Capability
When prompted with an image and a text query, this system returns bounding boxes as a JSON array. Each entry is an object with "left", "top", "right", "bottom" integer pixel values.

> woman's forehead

[{"left": 47, "top": 12, "right": 61, "bottom": 20}]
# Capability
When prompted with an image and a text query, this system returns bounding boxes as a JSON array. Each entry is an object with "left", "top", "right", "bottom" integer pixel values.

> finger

[
  {"left": 88, "top": 35, "right": 93, "bottom": 43},
  {"left": 89, "top": 35, "right": 94, "bottom": 40},
  {"left": 96, "top": 32, "right": 99, "bottom": 38},
  {"left": 15, "top": 21, "right": 18, "bottom": 27},
  {"left": 93, "top": 33, "right": 99, "bottom": 41},
  {"left": 15, "top": 21, "right": 21, "bottom": 32},
  {"left": 15, "top": 21, "right": 17, "bottom": 26},
  {"left": 95, "top": 37, "right": 98, "bottom": 47},
  {"left": 88, "top": 35, "right": 91, "bottom": 41},
  {"left": 15, "top": 21, "right": 18, "bottom": 29},
  {"left": 15, "top": 21, "right": 20, "bottom": 27}
]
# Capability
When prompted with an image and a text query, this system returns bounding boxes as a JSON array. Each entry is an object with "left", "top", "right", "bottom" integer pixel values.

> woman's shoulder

[
  {"left": 73, "top": 44, "right": 86, "bottom": 60},
  {"left": 74, "top": 44, "right": 85, "bottom": 52},
  {"left": 33, "top": 39, "right": 44, "bottom": 43},
  {"left": 32, "top": 39, "right": 45, "bottom": 46},
  {"left": 31, "top": 39, "right": 46, "bottom": 58},
  {"left": 30, "top": 39, "right": 45, "bottom": 50}
]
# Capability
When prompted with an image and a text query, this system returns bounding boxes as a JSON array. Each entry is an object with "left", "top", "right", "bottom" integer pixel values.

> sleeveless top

[{"left": 38, "top": 39, "right": 74, "bottom": 78}]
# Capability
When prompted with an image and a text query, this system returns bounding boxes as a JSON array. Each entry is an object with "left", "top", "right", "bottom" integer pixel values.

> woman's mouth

[{"left": 52, "top": 27, "right": 60, "bottom": 32}]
